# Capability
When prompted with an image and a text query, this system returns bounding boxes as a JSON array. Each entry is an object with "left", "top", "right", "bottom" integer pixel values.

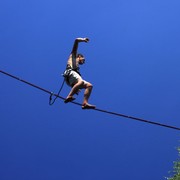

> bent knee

[{"left": 86, "top": 82, "right": 93, "bottom": 89}]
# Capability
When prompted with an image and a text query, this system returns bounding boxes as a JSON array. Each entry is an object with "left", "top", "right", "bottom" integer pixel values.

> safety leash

[{"left": 49, "top": 78, "right": 65, "bottom": 105}]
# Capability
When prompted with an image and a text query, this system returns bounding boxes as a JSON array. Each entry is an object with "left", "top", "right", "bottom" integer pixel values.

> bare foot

[
  {"left": 82, "top": 103, "right": 96, "bottom": 109},
  {"left": 64, "top": 96, "right": 75, "bottom": 103}
]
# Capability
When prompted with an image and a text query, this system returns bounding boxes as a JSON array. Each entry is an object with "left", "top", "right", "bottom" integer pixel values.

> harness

[{"left": 63, "top": 65, "right": 81, "bottom": 87}]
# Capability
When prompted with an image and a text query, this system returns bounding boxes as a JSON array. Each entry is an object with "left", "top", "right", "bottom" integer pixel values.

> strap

[{"left": 49, "top": 78, "right": 65, "bottom": 105}]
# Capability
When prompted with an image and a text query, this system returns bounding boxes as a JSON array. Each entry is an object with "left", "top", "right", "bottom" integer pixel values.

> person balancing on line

[{"left": 63, "top": 37, "right": 96, "bottom": 109}]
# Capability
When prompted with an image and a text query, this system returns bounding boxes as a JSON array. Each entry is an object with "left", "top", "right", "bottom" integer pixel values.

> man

[{"left": 63, "top": 37, "right": 96, "bottom": 109}]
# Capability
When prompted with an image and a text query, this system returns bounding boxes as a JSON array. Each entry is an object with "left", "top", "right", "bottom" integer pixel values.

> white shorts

[{"left": 66, "top": 70, "right": 88, "bottom": 87}]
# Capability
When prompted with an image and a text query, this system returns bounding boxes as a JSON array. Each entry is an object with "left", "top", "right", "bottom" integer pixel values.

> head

[{"left": 76, "top": 53, "right": 85, "bottom": 65}]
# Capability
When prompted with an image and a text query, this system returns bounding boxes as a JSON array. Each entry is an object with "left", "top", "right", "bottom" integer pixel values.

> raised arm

[
  {"left": 71, "top": 37, "right": 89, "bottom": 55},
  {"left": 68, "top": 37, "right": 89, "bottom": 69}
]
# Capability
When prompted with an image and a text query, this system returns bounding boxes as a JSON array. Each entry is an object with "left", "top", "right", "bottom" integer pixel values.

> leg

[
  {"left": 82, "top": 82, "right": 92, "bottom": 105},
  {"left": 82, "top": 82, "right": 96, "bottom": 109},
  {"left": 68, "top": 80, "right": 84, "bottom": 97},
  {"left": 64, "top": 80, "right": 84, "bottom": 103}
]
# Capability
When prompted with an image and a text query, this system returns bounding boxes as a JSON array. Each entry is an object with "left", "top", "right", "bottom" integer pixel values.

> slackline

[{"left": 0, "top": 69, "right": 179, "bottom": 131}]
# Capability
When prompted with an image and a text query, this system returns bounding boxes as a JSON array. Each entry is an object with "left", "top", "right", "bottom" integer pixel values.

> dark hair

[{"left": 77, "top": 53, "right": 84, "bottom": 58}]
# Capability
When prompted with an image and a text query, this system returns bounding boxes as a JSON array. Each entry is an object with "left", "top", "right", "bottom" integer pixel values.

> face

[{"left": 78, "top": 56, "right": 85, "bottom": 65}]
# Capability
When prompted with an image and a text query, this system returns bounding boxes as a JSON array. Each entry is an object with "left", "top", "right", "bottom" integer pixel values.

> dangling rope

[
  {"left": 49, "top": 78, "right": 65, "bottom": 105},
  {"left": 1, "top": 69, "right": 180, "bottom": 131}
]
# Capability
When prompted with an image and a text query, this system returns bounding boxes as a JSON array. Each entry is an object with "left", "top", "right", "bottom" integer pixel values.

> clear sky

[{"left": 0, "top": 0, "right": 180, "bottom": 179}]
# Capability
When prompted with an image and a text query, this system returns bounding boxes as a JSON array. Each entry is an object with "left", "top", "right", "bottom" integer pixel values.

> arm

[
  {"left": 71, "top": 37, "right": 89, "bottom": 55},
  {"left": 70, "top": 37, "right": 89, "bottom": 69}
]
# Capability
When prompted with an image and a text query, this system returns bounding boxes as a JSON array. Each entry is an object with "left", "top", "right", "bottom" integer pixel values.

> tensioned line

[{"left": 1, "top": 69, "right": 179, "bottom": 131}]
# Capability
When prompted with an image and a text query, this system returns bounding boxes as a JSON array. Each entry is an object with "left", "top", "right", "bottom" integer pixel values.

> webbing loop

[{"left": 49, "top": 78, "right": 65, "bottom": 105}]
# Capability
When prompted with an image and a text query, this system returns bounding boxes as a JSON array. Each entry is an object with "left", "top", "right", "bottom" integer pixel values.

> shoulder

[
  {"left": 67, "top": 54, "right": 77, "bottom": 66},
  {"left": 67, "top": 54, "right": 76, "bottom": 61}
]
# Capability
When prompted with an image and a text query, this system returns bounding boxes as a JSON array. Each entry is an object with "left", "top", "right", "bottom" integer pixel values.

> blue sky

[{"left": 0, "top": 0, "right": 180, "bottom": 179}]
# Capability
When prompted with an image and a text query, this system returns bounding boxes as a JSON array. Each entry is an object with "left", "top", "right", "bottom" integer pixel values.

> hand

[
  {"left": 76, "top": 37, "right": 90, "bottom": 43},
  {"left": 84, "top": 38, "right": 89, "bottom": 42}
]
